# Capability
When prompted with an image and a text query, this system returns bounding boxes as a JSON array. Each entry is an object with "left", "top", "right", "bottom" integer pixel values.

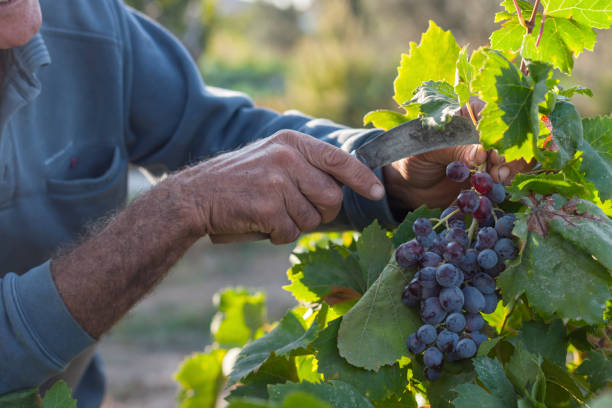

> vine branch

[{"left": 512, "top": 0, "right": 527, "bottom": 28}]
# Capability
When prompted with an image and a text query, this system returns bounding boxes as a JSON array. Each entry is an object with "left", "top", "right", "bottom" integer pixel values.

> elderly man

[{"left": 0, "top": 0, "right": 513, "bottom": 406}]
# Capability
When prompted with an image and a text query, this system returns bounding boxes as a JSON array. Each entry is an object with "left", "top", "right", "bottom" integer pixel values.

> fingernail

[
  {"left": 370, "top": 184, "right": 385, "bottom": 200},
  {"left": 499, "top": 166, "right": 510, "bottom": 182}
]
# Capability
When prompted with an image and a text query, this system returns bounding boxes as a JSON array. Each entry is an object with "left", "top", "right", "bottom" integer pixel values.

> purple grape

[
  {"left": 446, "top": 161, "right": 470, "bottom": 182},
  {"left": 446, "top": 227, "right": 468, "bottom": 248},
  {"left": 430, "top": 236, "right": 447, "bottom": 256},
  {"left": 477, "top": 227, "right": 498, "bottom": 249},
  {"left": 495, "top": 215, "right": 516, "bottom": 238},
  {"left": 443, "top": 241, "right": 465, "bottom": 264},
  {"left": 462, "top": 286, "right": 485, "bottom": 313},
  {"left": 436, "top": 329, "right": 459, "bottom": 353},
  {"left": 494, "top": 238, "right": 518, "bottom": 260},
  {"left": 417, "top": 324, "right": 437, "bottom": 345},
  {"left": 407, "top": 333, "right": 426, "bottom": 354},
  {"left": 456, "top": 338, "right": 477, "bottom": 358},
  {"left": 473, "top": 196, "right": 493, "bottom": 222},
  {"left": 449, "top": 219, "right": 467, "bottom": 230},
  {"left": 440, "top": 206, "right": 463, "bottom": 223},
  {"left": 439, "top": 287, "right": 464, "bottom": 312},
  {"left": 478, "top": 215, "right": 495, "bottom": 228},
  {"left": 418, "top": 267, "right": 438, "bottom": 288},
  {"left": 436, "top": 264, "right": 460, "bottom": 287},
  {"left": 420, "top": 297, "right": 447, "bottom": 325},
  {"left": 413, "top": 217, "right": 433, "bottom": 237},
  {"left": 445, "top": 312, "right": 466, "bottom": 332},
  {"left": 460, "top": 249, "right": 479, "bottom": 276},
  {"left": 465, "top": 313, "right": 485, "bottom": 332},
  {"left": 421, "top": 252, "right": 442, "bottom": 268},
  {"left": 477, "top": 249, "right": 499, "bottom": 269},
  {"left": 457, "top": 190, "right": 480, "bottom": 213},
  {"left": 483, "top": 292, "right": 499, "bottom": 314},
  {"left": 425, "top": 367, "right": 442, "bottom": 381},
  {"left": 484, "top": 259, "right": 506, "bottom": 278},
  {"left": 401, "top": 284, "right": 420, "bottom": 307},
  {"left": 470, "top": 330, "right": 489, "bottom": 346},
  {"left": 473, "top": 273, "right": 496, "bottom": 294},
  {"left": 396, "top": 240, "right": 424, "bottom": 268},
  {"left": 422, "top": 283, "right": 442, "bottom": 299},
  {"left": 417, "top": 230, "right": 438, "bottom": 249},
  {"left": 472, "top": 172, "right": 493, "bottom": 195},
  {"left": 487, "top": 182, "right": 506, "bottom": 203},
  {"left": 424, "top": 346, "right": 444, "bottom": 369},
  {"left": 452, "top": 268, "right": 465, "bottom": 287}
]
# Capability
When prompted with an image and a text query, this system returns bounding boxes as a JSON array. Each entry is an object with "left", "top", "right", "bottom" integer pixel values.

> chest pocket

[{"left": 46, "top": 145, "right": 128, "bottom": 234}]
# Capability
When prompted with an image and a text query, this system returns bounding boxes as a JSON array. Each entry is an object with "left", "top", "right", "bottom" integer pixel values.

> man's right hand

[{"left": 171, "top": 130, "right": 385, "bottom": 244}]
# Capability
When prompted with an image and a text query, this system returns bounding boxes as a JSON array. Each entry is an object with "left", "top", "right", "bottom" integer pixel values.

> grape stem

[
  {"left": 432, "top": 208, "right": 460, "bottom": 230},
  {"left": 467, "top": 216, "right": 478, "bottom": 247},
  {"left": 512, "top": 0, "right": 527, "bottom": 28}
]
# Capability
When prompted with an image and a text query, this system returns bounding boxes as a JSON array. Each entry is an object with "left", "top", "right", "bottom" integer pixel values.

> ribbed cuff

[{"left": 7, "top": 261, "right": 95, "bottom": 369}]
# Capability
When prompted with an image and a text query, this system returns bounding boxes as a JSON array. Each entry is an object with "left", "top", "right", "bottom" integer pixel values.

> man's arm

[{"left": 51, "top": 130, "right": 384, "bottom": 338}]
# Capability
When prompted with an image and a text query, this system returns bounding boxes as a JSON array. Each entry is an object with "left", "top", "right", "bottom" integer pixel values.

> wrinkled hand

[
  {"left": 383, "top": 98, "right": 531, "bottom": 210},
  {"left": 173, "top": 130, "right": 384, "bottom": 244}
]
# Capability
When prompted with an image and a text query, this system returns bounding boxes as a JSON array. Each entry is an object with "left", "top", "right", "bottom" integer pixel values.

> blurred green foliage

[{"left": 127, "top": 0, "right": 612, "bottom": 128}]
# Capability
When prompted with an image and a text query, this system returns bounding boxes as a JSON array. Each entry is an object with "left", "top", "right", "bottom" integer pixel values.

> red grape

[
  {"left": 472, "top": 172, "right": 493, "bottom": 194},
  {"left": 446, "top": 161, "right": 470, "bottom": 182},
  {"left": 472, "top": 196, "right": 492, "bottom": 221},
  {"left": 457, "top": 190, "right": 480, "bottom": 213}
]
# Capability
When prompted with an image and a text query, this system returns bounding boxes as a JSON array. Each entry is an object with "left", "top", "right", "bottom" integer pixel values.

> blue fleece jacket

[{"left": 0, "top": 1, "right": 398, "bottom": 406}]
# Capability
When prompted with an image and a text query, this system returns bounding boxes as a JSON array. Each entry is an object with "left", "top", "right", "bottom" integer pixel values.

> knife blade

[{"left": 354, "top": 116, "right": 479, "bottom": 169}]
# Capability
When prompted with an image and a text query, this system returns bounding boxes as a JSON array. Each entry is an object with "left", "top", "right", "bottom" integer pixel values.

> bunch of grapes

[{"left": 397, "top": 161, "right": 519, "bottom": 381}]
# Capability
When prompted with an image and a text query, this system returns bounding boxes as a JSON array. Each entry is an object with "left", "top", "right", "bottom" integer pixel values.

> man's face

[{"left": 0, "top": 0, "right": 42, "bottom": 49}]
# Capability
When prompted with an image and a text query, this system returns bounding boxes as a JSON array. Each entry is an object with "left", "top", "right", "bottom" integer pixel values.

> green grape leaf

[
  {"left": 405, "top": 81, "right": 461, "bottom": 129},
  {"left": 492, "top": 0, "right": 607, "bottom": 73},
  {"left": 579, "top": 116, "right": 612, "bottom": 200},
  {"left": 312, "top": 319, "right": 408, "bottom": 402},
  {"left": 393, "top": 21, "right": 461, "bottom": 106},
  {"left": 523, "top": 14, "right": 597, "bottom": 74},
  {"left": 558, "top": 85, "right": 594, "bottom": 98},
  {"left": 337, "top": 261, "right": 420, "bottom": 370},
  {"left": 514, "top": 319, "right": 568, "bottom": 366},
  {"left": 474, "top": 51, "right": 553, "bottom": 161},
  {"left": 452, "top": 384, "right": 509, "bottom": 408},
  {"left": 175, "top": 349, "right": 227, "bottom": 408},
  {"left": 363, "top": 110, "right": 414, "bottom": 131},
  {"left": 576, "top": 351, "right": 612, "bottom": 391},
  {"left": 548, "top": 199, "right": 612, "bottom": 271},
  {"left": 471, "top": 357, "right": 517, "bottom": 408},
  {"left": 295, "top": 355, "right": 323, "bottom": 384},
  {"left": 507, "top": 173, "right": 591, "bottom": 200},
  {"left": 497, "top": 226, "right": 610, "bottom": 324},
  {"left": 541, "top": 358, "right": 586, "bottom": 407},
  {"left": 227, "top": 391, "right": 331, "bottom": 408},
  {"left": 371, "top": 392, "right": 417, "bottom": 408},
  {"left": 538, "top": 101, "right": 583, "bottom": 169},
  {"left": 0, "top": 388, "right": 41, "bottom": 408},
  {"left": 268, "top": 381, "right": 375, "bottom": 408},
  {"left": 357, "top": 220, "right": 393, "bottom": 288},
  {"left": 543, "top": 0, "right": 612, "bottom": 29},
  {"left": 229, "top": 307, "right": 327, "bottom": 385},
  {"left": 392, "top": 206, "right": 442, "bottom": 248},
  {"left": 284, "top": 244, "right": 364, "bottom": 304},
  {"left": 505, "top": 343, "right": 544, "bottom": 393},
  {"left": 41, "top": 381, "right": 76, "bottom": 408},
  {"left": 228, "top": 355, "right": 299, "bottom": 401},
  {"left": 211, "top": 288, "right": 267, "bottom": 348},
  {"left": 425, "top": 367, "right": 476, "bottom": 408}
]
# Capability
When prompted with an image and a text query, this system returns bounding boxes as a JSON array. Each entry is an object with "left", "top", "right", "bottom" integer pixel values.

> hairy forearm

[{"left": 51, "top": 179, "right": 201, "bottom": 339}]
